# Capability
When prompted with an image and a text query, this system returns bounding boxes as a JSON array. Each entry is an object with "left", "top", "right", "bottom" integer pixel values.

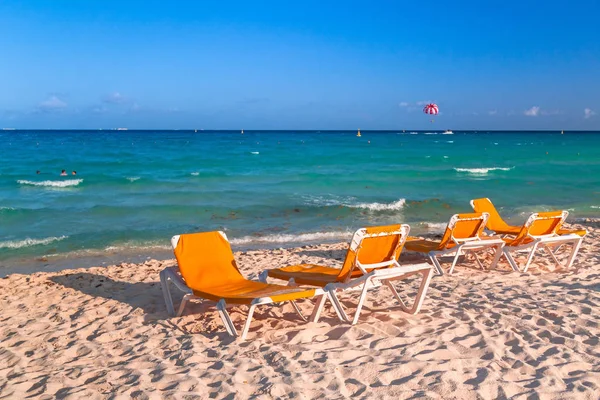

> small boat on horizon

[
  {"left": 442, "top": 130, "right": 453, "bottom": 135},
  {"left": 357, "top": 129, "right": 361, "bottom": 137},
  {"left": 241, "top": 129, "right": 244, "bottom": 134}
]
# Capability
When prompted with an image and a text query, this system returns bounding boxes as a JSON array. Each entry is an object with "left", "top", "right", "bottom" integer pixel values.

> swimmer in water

[
  {"left": 72, "top": 171, "right": 77, "bottom": 175},
  {"left": 60, "top": 169, "right": 67, "bottom": 176},
  {"left": 36, "top": 170, "right": 40, "bottom": 174}
]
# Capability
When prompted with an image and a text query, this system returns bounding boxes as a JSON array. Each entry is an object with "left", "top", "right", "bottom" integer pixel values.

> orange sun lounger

[
  {"left": 471, "top": 198, "right": 585, "bottom": 271},
  {"left": 470, "top": 198, "right": 587, "bottom": 238},
  {"left": 160, "top": 231, "right": 325, "bottom": 340},
  {"left": 260, "top": 224, "right": 434, "bottom": 325},
  {"left": 404, "top": 213, "right": 505, "bottom": 275}
]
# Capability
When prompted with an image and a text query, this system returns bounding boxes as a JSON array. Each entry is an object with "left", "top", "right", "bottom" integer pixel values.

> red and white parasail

[{"left": 423, "top": 103, "right": 439, "bottom": 115}]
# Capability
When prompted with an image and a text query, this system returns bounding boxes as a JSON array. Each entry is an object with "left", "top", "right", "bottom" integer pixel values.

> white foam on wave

[
  {"left": 348, "top": 198, "right": 406, "bottom": 211},
  {"left": 126, "top": 176, "right": 140, "bottom": 182},
  {"left": 454, "top": 167, "right": 513, "bottom": 175},
  {"left": 190, "top": 172, "right": 200, "bottom": 176},
  {"left": 591, "top": 206, "right": 600, "bottom": 209},
  {"left": 0, "top": 206, "right": 16, "bottom": 211},
  {"left": 409, "top": 132, "right": 419, "bottom": 135},
  {"left": 17, "top": 179, "right": 83, "bottom": 188},
  {"left": 424, "top": 132, "right": 437, "bottom": 135},
  {"left": 420, "top": 222, "right": 447, "bottom": 234},
  {"left": 447, "top": 141, "right": 454, "bottom": 143},
  {"left": 250, "top": 151, "right": 259, "bottom": 155},
  {"left": 104, "top": 243, "right": 172, "bottom": 252},
  {"left": 302, "top": 195, "right": 406, "bottom": 211},
  {"left": 0, "top": 235, "right": 68, "bottom": 249},
  {"left": 229, "top": 231, "right": 352, "bottom": 245}
]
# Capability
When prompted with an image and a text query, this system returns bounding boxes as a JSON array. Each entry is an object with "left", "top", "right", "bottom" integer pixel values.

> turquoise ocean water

[{"left": 1, "top": 130, "right": 599, "bottom": 275}]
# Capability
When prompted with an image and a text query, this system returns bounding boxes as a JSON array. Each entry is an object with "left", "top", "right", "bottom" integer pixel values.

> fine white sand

[{"left": 1, "top": 222, "right": 599, "bottom": 399}]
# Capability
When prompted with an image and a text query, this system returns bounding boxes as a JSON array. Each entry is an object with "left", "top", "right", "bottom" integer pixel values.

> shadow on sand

[{"left": 48, "top": 272, "right": 339, "bottom": 342}]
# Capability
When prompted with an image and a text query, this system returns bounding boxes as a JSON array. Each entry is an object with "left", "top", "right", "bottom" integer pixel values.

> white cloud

[
  {"left": 38, "top": 95, "right": 67, "bottom": 111},
  {"left": 103, "top": 92, "right": 127, "bottom": 104},
  {"left": 488, "top": 110, "right": 497, "bottom": 115},
  {"left": 416, "top": 100, "right": 433, "bottom": 106},
  {"left": 524, "top": 106, "right": 540, "bottom": 117},
  {"left": 398, "top": 102, "right": 409, "bottom": 107},
  {"left": 584, "top": 108, "right": 596, "bottom": 119}
]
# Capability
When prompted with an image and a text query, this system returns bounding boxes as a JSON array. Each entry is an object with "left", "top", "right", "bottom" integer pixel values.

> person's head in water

[
  {"left": 60, "top": 169, "right": 67, "bottom": 176},
  {"left": 36, "top": 170, "right": 40, "bottom": 174},
  {"left": 72, "top": 171, "right": 77, "bottom": 175}
]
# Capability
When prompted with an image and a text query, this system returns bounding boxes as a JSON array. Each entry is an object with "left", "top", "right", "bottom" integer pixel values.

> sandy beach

[{"left": 1, "top": 221, "right": 598, "bottom": 399}]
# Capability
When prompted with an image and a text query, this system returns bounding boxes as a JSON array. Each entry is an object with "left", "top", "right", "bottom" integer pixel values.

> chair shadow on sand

[{"left": 48, "top": 272, "right": 344, "bottom": 342}]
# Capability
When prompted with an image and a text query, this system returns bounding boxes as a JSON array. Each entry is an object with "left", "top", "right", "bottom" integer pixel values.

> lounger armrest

[
  {"left": 161, "top": 266, "right": 193, "bottom": 294},
  {"left": 371, "top": 262, "right": 432, "bottom": 279},
  {"left": 250, "top": 288, "right": 326, "bottom": 305}
]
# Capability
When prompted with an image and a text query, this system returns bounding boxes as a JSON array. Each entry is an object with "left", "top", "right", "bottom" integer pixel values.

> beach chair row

[{"left": 160, "top": 198, "right": 586, "bottom": 340}]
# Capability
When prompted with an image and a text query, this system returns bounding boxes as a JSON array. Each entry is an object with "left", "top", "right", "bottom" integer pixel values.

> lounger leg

[
  {"left": 258, "top": 271, "right": 268, "bottom": 283},
  {"left": 429, "top": 254, "right": 444, "bottom": 276},
  {"left": 405, "top": 268, "right": 434, "bottom": 314},
  {"left": 177, "top": 293, "right": 193, "bottom": 317},
  {"left": 503, "top": 249, "right": 521, "bottom": 272},
  {"left": 448, "top": 248, "right": 462, "bottom": 275},
  {"left": 351, "top": 280, "right": 371, "bottom": 325},
  {"left": 309, "top": 294, "right": 328, "bottom": 323},
  {"left": 328, "top": 290, "right": 350, "bottom": 323},
  {"left": 383, "top": 280, "right": 407, "bottom": 309},
  {"left": 490, "top": 244, "right": 504, "bottom": 271},
  {"left": 543, "top": 245, "right": 562, "bottom": 267},
  {"left": 216, "top": 299, "right": 238, "bottom": 338},
  {"left": 240, "top": 304, "right": 256, "bottom": 340},
  {"left": 159, "top": 269, "right": 175, "bottom": 316},
  {"left": 523, "top": 243, "right": 539, "bottom": 272},
  {"left": 472, "top": 251, "right": 485, "bottom": 270},
  {"left": 290, "top": 300, "right": 307, "bottom": 322},
  {"left": 565, "top": 238, "right": 583, "bottom": 269}
]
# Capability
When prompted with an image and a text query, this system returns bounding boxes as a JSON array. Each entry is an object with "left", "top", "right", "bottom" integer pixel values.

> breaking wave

[
  {"left": 17, "top": 179, "right": 83, "bottom": 187},
  {"left": 346, "top": 199, "right": 406, "bottom": 211},
  {"left": 229, "top": 231, "right": 352, "bottom": 245},
  {"left": 454, "top": 167, "right": 513, "bottom": 175},
  {"left": 0, "top": 235, "right": 68, "bottom": 249}
]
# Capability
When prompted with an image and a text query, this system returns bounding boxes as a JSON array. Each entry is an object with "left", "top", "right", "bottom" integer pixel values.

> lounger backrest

[
  {"left": 173, "top": 231, "right": 246, "bottom": 291},
  {"left": 470, "top": 198, "right": 512, "bottom": 232},
  {"left": 439, "top": 213, "right": 489, "bottom": 248},
  {"left": 337, "top": 224, "right": 409, "bottom": 282},
  {"left": 511, "top": 211, "right": 567, "bottom": 245}
]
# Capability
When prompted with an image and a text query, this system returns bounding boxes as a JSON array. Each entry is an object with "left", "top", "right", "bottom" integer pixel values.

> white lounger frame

[
  {"left": 500, "top": 211, "right": 583, "bottom": 272},
  {"left": 160, "top": 233, "right": 324, "bottom": 340},
  {"left": 260, "top": 225, "right": 435, "bottom": 325},
  {"left": 425, "top": 213, "right": 505, "bottom": 275}
]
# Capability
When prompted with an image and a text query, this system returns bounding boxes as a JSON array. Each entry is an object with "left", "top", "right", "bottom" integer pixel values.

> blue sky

[{"left": 0, "top": 0, "right": 599, "bottom": 130}]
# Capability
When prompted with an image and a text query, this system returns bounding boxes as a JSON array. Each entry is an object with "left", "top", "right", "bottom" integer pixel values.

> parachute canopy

[{"left": 423, "top": 103, "right": 439, "bottom": 115}]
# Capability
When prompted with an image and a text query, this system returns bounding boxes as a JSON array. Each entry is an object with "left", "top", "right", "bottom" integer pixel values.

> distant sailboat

[
  {"left": 357, "top": 129, "right": 361, "bottom": 137},
  {"left": 561, "top": 130, "right": 564, "bottom": 135},
  {"left": 241, "top": 129, "right": 244, "bottom": 134}
]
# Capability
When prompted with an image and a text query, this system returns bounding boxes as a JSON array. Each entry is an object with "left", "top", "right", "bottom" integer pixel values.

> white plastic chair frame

[
  {"left": 160, "top": 233, "right": 324, "bottom": 340},
  {"left": 262, "top": 225, "right": 434, "bottom": 326},
  {"left": 426, "top": 213, "right": 505, "bottom": 276},
  {"left": 500, "top": 211, "right": 583, "bottom": 272}
]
